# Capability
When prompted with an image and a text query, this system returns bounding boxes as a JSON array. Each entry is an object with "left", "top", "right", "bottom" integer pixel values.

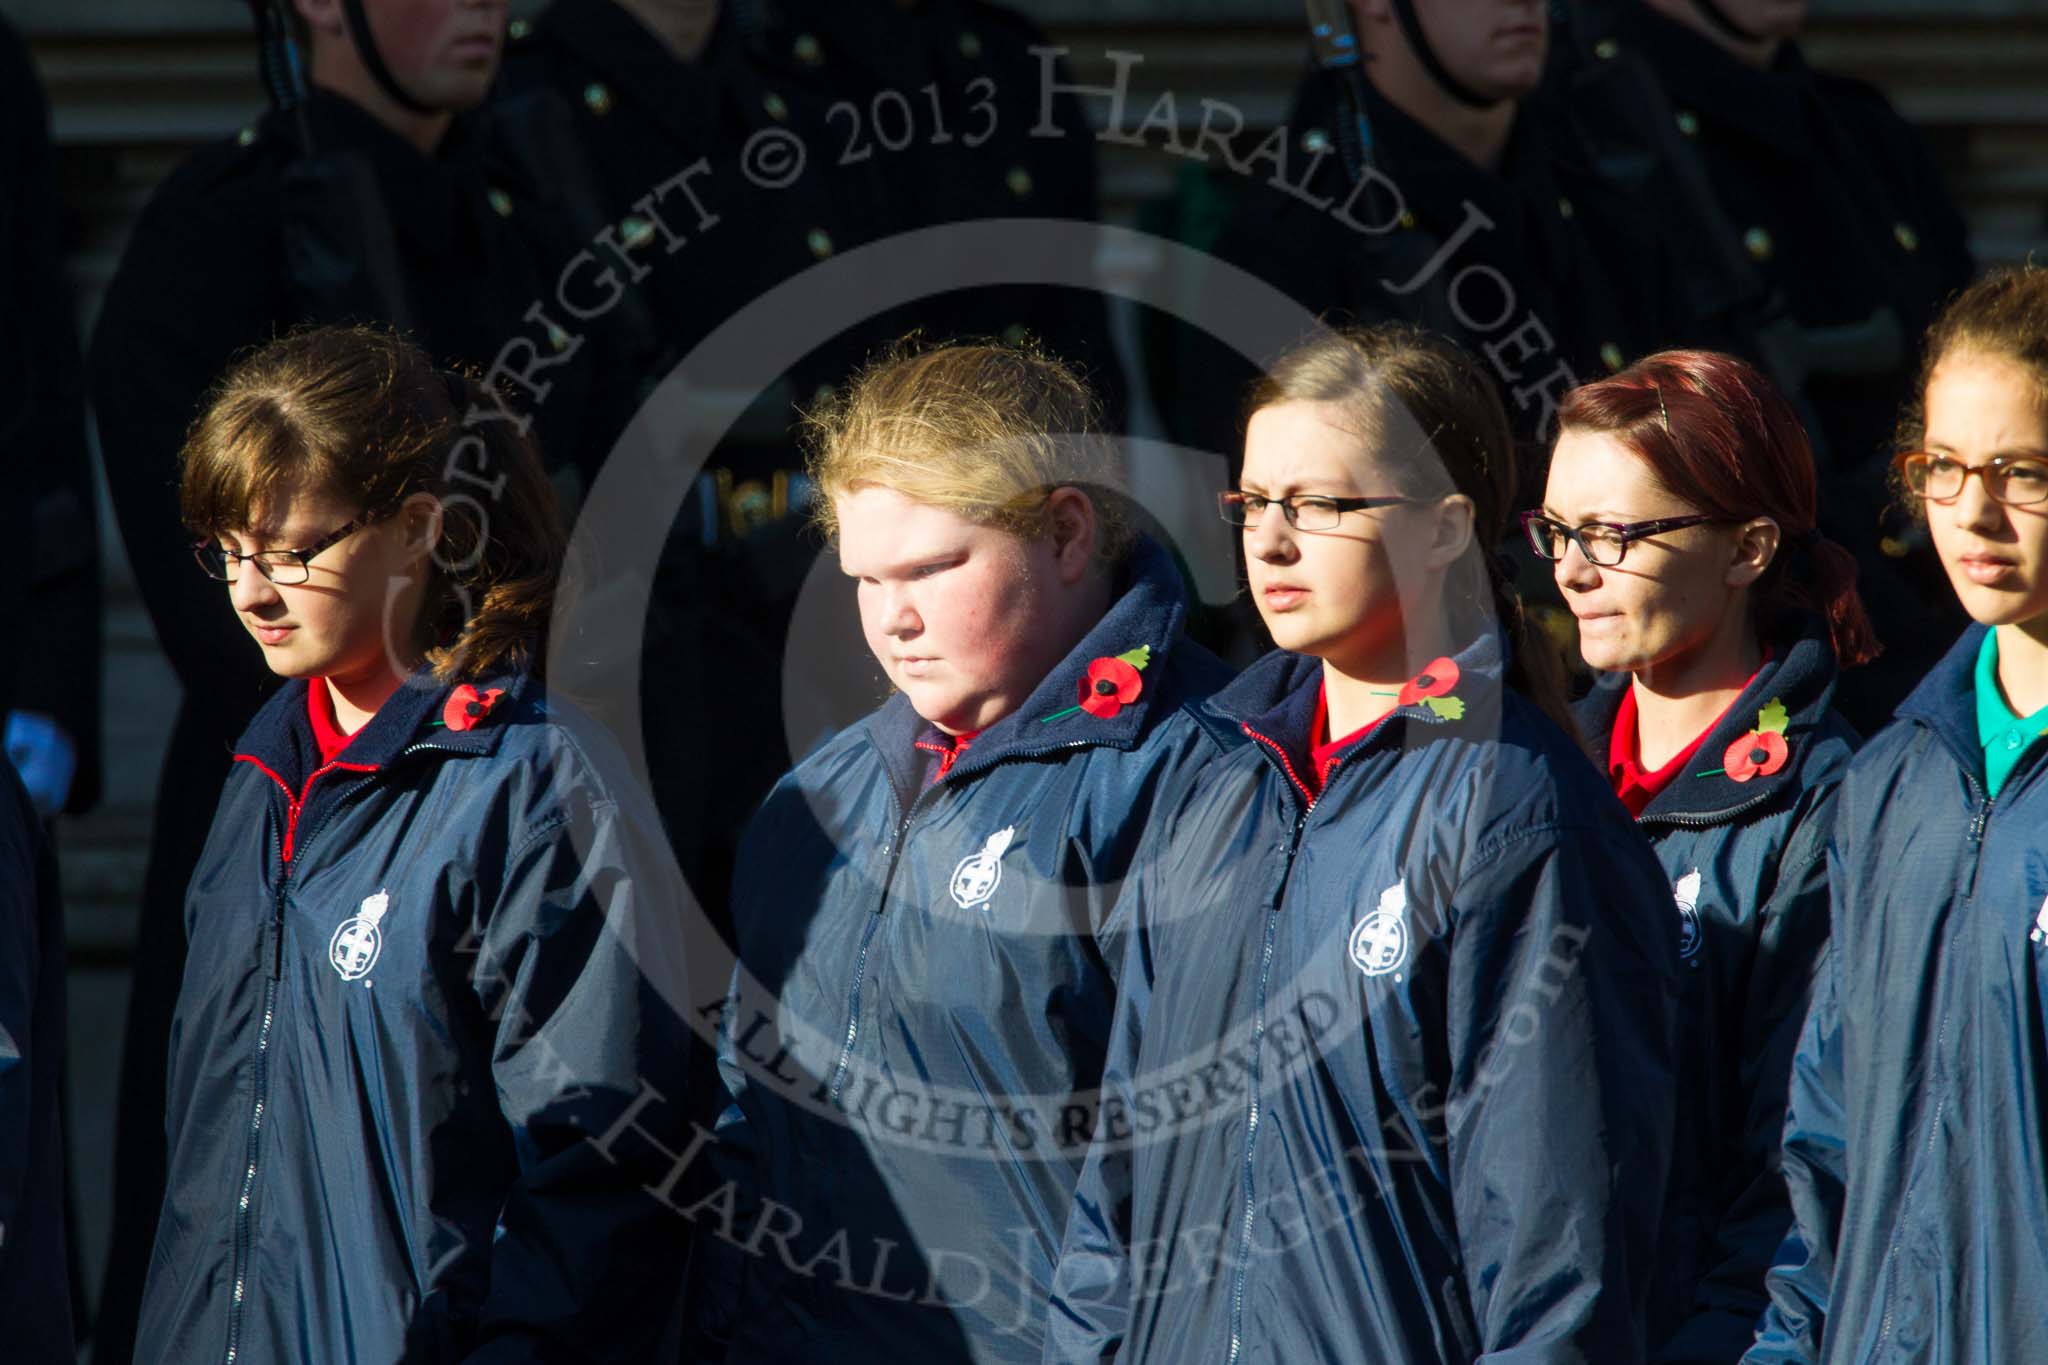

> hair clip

[{"left": 1655, "top": 385, "right": 1671, "bottom": 433}]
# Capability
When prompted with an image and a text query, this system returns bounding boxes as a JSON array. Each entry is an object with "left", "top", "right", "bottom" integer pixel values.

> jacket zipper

[
  {"left": 829, "top": 799, "right": 913, "bottom": 1101},
  {"left": 824, "top": 738, "right": 1098, "bottom": 1104},
  {"left": 220, "top": 771, "right": 383, "bottom": 1364},
  {"left": 1221, "top": 708, "right": 1424, "bottom": 1361},
  {"left": 1874, "top": 759, "right": 1994, "bottom": 1352},
  {"left": 1227, "top": 800, "right": 1310, "bottom": 1365},
  {"left": 1636, "top": 788, "right": 1777, "bottom": 830}
]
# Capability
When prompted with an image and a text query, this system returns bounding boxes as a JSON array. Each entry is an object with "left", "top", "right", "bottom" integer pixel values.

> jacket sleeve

[
  {"left": 688, "top": 785, "right": 811, "bottom": 1358},
  {"left": 683, "top": 972, "right": 764, "bottom": 1359},
  {"left": 1660, "top": 788, "right": 1839, "bottom": 1363},
  {"left": 462, "top": 779, "right": 699, "bottom": 1364},
  {"left": 1445, "top": 821, "right": 1679, "bottom": 1361},
  {"left": 1043, "top": 836, "right": 1164, "bottom": 1363},
  {"left": 0, "top": 760, "right": 72, "bottom": 1362},
  {"left": 1741, "top": 869, "right": 1849, "bottom": 1365}
]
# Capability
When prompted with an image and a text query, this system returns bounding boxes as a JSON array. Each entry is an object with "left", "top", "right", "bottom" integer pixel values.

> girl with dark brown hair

[
  {"left": 1748, "top": 267, "right": 2048, "bottom": 1364},
  {"left": 137, "top": 324, "right": 696, "bottom": 1364}
]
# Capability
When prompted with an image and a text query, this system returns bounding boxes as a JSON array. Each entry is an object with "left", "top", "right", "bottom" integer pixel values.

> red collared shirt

[
  {"left": 1607, "top": 664, "right": 1763, "bottom": 817},
  {"left": 308, "top": 676, "right": 357, "bottom": 767},
  {"left": 1308, "top": 683, "right": 1386, "bottom": 795},
  {"left": 913, "top": 727, "right": 981, "bottom": 785}
]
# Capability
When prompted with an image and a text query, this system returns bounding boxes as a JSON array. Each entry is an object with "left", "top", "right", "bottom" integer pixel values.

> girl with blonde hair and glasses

[
  {"left": 139, "top": 324, "right": 696, "bottom": 1364},
  {"left": 1048, "top": 325, "right": 1678, "bottom": 1362}
]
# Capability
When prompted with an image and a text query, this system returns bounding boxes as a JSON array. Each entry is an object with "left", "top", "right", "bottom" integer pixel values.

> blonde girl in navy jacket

[{"left": 1048, "top": 326, "right": 1679, "bottom": 1363}]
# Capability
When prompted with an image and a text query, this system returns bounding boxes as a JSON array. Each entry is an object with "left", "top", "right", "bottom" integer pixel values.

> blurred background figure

[
  {"left": 85, "top": 2, "right": 648, "bottom": 1357},
  {"left": 1, "top": 11, "right": 100, "bottom": 1351},
  {"left": 0, "top": 752, "right": 72, "bottom": 1365},
  {"left": 1, "top": 13, "right": 102, "bottom": 824},
  {"left": 1559, "top": 0, "right": 1975, "bottom": 731},
  {"left": 1167, "top": 0, "right": 1698, "bottom": 466}
]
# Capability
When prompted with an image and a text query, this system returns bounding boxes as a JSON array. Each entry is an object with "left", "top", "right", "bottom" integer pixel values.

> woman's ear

[
  {"left": 1728, "top": 516, "right": 1781, "bottom": 589},
  {"left": 1046, "top": 486, "right": 1100, "bottom": 585},
  {"left": 1425, "top": 493, "right": 1477, "bottom": 571},
  {"left": 400, "top": 492, "right": 445, "bottom": 569}
]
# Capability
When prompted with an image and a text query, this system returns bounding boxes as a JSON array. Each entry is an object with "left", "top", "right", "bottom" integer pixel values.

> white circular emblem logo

[
  {"left": 329, "top": 917, "right": 383, "bottom": 981},
  {"left": 1349, "top": 883, "right": 1410, "bottom": 977},
  {"left": 949, "top": 826, "right": 1016, "bottom": 911},
  {"left": 1674, "top": 869, "right": 1704, "bottom": 961},
  {"left": 330, "top": 889, "right": 391, "bottom": 981}
]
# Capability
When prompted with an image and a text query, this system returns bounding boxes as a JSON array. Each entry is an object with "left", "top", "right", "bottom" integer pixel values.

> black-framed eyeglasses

[
  {"left": 1519, "top": 509, "right": 1725, "bottom": 567},
  {"left": 1218, "top": 490, "right": 1427, "bottom": 532},
  {"left": 193, "top": 504, "right": 392, "bottom": 585},
  {"left": 1896, "top": 451, "right": 2048, "bottom": 507}
]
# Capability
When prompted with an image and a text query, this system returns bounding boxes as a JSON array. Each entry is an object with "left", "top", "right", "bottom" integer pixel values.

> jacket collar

[
  {"left": 864, "top": 535, "right": 1191, "bottom": 808},
  {"left": 1575, "top": 615, "right": 1842, "bottom": 824},
  {"left": 270, "top": 90, "right": 490, "bottom": 258},
  {"left": 233, "top": 662, "right": 533, "bottom": 792},
  {"left": 1624, "top": 8, "right": 1818, "bottom": 160},
  {"left": 536, "top": 0, "right": 733, "bottom": 146},
  {"left": 1214, "top": 632, "right": 1507, "bottom": 807},
  {"left": 1896, "top": 622, "right": 1993, "bottom": 787}
]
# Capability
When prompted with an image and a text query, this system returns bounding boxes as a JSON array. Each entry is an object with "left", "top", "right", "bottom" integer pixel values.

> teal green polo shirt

[{"left": 1975, "top": 629, "right": 2048, "bottom": 798}]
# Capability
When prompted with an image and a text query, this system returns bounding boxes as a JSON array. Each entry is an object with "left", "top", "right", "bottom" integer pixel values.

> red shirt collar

[
  {"left": 1607, "top": 654, "right": 1769, "bottom": 817},
  {"left": 307, "top": 677, "right": 357, "bottom": 767},
  {"left": 1308, "top": 682, "right": 1386, "bottom": 794},
  {"left": 913, "top": 727, "right": 981, "bottom": 784}
]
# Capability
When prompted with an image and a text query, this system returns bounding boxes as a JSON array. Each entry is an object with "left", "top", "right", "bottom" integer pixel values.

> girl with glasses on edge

[
  {"left": 1746, "top": 268, "right": 2048, "bottom": 1365},
  {"left": 138, "top": 325, "right": 697, "bottom": 1364},
  {"left": 1535, "top": 349, "right": 1873, "bottom": 1362},
  {"left": 1047, "top": 325, "right": 1678, "bottom": 1363}
]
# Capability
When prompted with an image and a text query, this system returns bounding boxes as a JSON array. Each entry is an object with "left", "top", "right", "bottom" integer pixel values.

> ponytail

[
  {"left": 423, "top": 371, "right": 566, "bottom": 683},
  {"left": 1767, "top": 531, "right": 1880, "bottom": 670},
  {"left": 1485, "top": 555, "right": 1578, "bottom": 743}
]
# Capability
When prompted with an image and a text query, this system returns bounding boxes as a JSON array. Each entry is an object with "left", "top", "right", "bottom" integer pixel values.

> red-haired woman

[{"left": 1529, "top": 349, "right": 1873, "bottom": 1361}]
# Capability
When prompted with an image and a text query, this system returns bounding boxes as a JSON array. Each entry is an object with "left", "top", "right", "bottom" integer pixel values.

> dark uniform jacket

[
  {"left": 1, "top": 18, "right": 102, "bottom": 810},
  {"left": 707, "top": 537, "right": 1230, "bottom": 1363},
  {"left": 1620, "top": 9, "right": 1974, "bottom": 729},
  {"left": 1575, "top": 619, "right": 1859, "bottom": 1364},
  {"left": 0, "top": 755, "right": 72, "bottom": 1363},
  {"left": 1048, "top": 638, "right": 1680, "bottom": 1363},
  {"left": 1173, "top": 66, "right": 1698, "bottom": 459},
  {"left": 1746, "top": 625, "right": 2048, "bottom": 1365},
  {"left": 137, "top": 666, "right": 696, "bottom": 1364}
]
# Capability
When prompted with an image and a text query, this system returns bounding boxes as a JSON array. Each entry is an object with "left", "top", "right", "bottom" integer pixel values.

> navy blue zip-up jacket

[
  {"left": 0, "top": 756, "right": 71, "bottom": 1363},
  {"left": 137, "top": 665, "right": 698, "bottom": 1364},
  {"left": 1745, "top": 624, "right": 2048, "bottom": 1365},
  {"left": 1576, "top": 621, "right": 1859, "bottom": 1364},
  {"left": 706, "top": 537, "right": 1231, "bottom": 1364},
  {"left": 1046, "top": 638, "right": 1680, "bottom": 1364}
]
